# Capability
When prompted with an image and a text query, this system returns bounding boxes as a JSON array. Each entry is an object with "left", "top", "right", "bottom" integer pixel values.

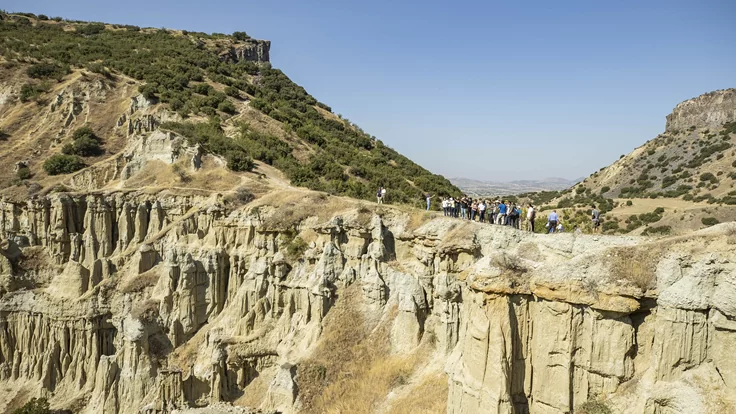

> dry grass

[
  {"left": 130, "top": 298, "right": 159, "bottom": 321},
  {"left": 492, "top": 252, "right": 528, "bottom": 276},
  {"left": 120, "top": 268, "right": 160, "bottom": 293},
  {"left": 607, "top": 246, "right": 658, "bottom": 291},
  {"left": 297, "top": 285, "right": 433, "bottom": 414},
  {"left": 258, "top": 192, "right": 334, "bottom": 230},
  {"left": 388, "top": 372, "right": 448, "bottom": 414}
]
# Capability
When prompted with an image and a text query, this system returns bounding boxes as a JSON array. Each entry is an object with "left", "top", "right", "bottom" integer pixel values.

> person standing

[
  {"left": 377, "top": 187, "right": 383, "bottom": 204},
  {"left": 471, "top": 200, "right": 478, "bottom": 221},
  {"left": 548, "top": 210, "right": 559, "bottom": 234},
  {"left": 497, "top": 201, "right": 507, "bottom": 225},
  {"left": 591, "top": 204, "right": 601, "bottom": 234},
  {"left": 381, "top": 187, "right": 387, "bottom": 203},
  {"left": 527, "top": 204, "right": 536, "bottom": 232},
  {"left": 479, "top": 200, "right": 487, "bottom": 223},
  {"left": 425, "top": 193, "right": 434, "bottom": 211}
]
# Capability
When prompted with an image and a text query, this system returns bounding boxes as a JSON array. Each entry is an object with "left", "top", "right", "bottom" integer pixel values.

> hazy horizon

[{"left": 6, "top": 0, "right": 735, "bottom": 181}]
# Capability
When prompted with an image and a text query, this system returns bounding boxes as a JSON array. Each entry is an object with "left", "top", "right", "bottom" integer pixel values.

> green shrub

[
  {"left": 86, "top": 62, "right": 112, "bottom": 78},
  {"left": 701, "top": 217, "right": 719, "bottom": 226},
  {"left": 43, "top": 154, "right": 85, "bottom": 175},
  {"left": 77, "top": 23, "right": 105, "bottom": 35},
  {"left": 26, "top": 63, "right": 67, "bottom": 79},
  {"left": 16, "top": 166, "right": 31, "bottom": 179},
  {"left": 62, "top": 126, "right": 103, "bottom": 156},
  {"left": 232, "top": 31, "right": 250, "bottom": 40},
  {"left": 217, "top": 100, "right": 236, "bottom": 114},
  {"left": 225, "top": 150, "right": 254, "bottom": 172},
  {"left": 602, "top": 221, "right": 619, "bottom": 232},
  {"left": 642, "top": 225, "right": 672, "bottom": 236},
  {"left": 626, "top": 200, "right": 633, "bottom": 206},
  {"left": 224, "top": 85, "right": 240, "bottom": 98},
  {"left": 285, "top": 236, "right": 308, "bottom": 261},
  {"left": 193, "top": 83, "right": 212, "bottom": 95},
  {"left": 600, "top": 186, "right": 610, "bottom": 194},
  {"left": 12, "top": 397, "right": 53, "bottom": 414},
  {"left": 19, "top": 82, "right": 46, "bottom": 102},
  {"left": 700, "top": 172, "right": 718, "bottom": 183}
]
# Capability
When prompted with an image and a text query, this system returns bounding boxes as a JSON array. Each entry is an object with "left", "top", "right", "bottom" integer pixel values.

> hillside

[
  {"left": 516, "top": 89, "right": 736, "bottom": 236},
  {"left": 0, "top": 12, "right": 459, "bottom": 206}
]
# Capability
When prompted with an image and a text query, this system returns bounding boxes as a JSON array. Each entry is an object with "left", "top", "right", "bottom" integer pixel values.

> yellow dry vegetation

[
  {"left": 297, "top": 285, "right": 439, "bottom": 414},
  {"left": 607, "top": 245, "right": 660, "bottom": 291},
  {"left": 388, "top": 372, "right": 448, "bottom": 414}
]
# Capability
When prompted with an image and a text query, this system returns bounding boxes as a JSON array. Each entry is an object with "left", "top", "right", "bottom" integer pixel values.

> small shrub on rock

[{"left": 16, "top": 166, "right": 31, "bottom": 179}]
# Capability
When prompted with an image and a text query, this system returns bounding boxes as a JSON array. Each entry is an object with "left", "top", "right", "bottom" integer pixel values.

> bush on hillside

[
  {"left": 699, "top": 172, "right": 718, "bottom": 183},
  {"left": 62, "top": 126, "right": 103, "bottom": 156},
  {"left": 701, "top": 217, "right": 719, "bottom": 226},
  {"left": 26, "top": 63, "right": 68, "bottom": 80},
  {"left": 43, "top": 154, "right": 85, "bottom": 175},
  {"left": 642, "top": 225, "right": 671, "bottom": 236},
  {"left": 217, "top": 100, "right": 236, "bottom": 114},
  {"left": 225, "top": 150, "right": 254, "bottom": 172},
  {"left": 19, "top": 82, "right": 47, "bottom": 102},
  {"left": 16, "top": 166, "right": 31, "bottom": 179},
  {"left": 232, "top": 31, "right": 250, "bottom": 40},
  {"left": 76, "top": 23, "right": 105, "bottom": 35}
]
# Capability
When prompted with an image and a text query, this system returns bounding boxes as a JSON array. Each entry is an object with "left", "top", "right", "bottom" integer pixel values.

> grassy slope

[{"left": 0, "top": 12, "right": 459, "bottom": 207}]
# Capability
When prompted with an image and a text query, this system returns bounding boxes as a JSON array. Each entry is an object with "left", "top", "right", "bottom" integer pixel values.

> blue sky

[{"left": 6, "top": 1, "right": 736, "bottom": 181}]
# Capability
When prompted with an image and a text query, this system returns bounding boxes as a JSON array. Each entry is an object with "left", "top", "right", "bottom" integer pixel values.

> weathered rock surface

[
  {"left": 665, "top": 88, "right": 736, "bottom": 132},
  {"left": 0, "top": 189, "right": 735, "bottom": 413}
]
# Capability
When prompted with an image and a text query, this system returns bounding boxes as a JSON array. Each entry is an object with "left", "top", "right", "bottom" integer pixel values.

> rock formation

[
  {"left": 1, "top": 185, "right": 735, "bottom": 413},
  {"left": 665, "top": 88, "right": 736, "bottom": 133}
]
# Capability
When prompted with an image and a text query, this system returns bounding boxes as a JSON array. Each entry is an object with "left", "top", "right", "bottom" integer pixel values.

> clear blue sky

[{"left": 7, "top": 1, "right": 736, "bottom": 181}]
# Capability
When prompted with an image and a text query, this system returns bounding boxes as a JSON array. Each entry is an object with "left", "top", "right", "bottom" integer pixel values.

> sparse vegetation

[
  {"left": 608, "top": 247, "right": 657, "bottom": 291},
  {"left": 576, "top": 399, "right": 612, "bottom": 414}
]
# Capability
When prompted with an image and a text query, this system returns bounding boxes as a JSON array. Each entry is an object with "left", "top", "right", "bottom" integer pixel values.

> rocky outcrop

[
  {"left": 219, "top": 40, "right": 271, "bottom": 64},
  {"left": 665, "top": 88, "right": 736, "bottom": 132},
  {"left": 0, "top": 189, "right": 735, "bottom": 413}
]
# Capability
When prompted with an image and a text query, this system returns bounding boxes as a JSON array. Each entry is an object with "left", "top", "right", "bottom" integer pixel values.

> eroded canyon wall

[{"left": 0, "top": 191, "right": 735, "bottom": 413}]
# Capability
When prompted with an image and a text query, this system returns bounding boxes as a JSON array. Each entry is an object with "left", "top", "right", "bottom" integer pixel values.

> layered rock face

[
  {"left": 665, "top": 88, "right": 736, "bottom": 132},
  {"left": 0, "top": 189, "right": 735, "bottom": 413},
  {"left": 219, "top": 40, "right": 271, "bottom": 64}
]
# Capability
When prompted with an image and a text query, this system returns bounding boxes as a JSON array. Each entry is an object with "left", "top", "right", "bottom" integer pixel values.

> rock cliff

[
  {"left": 1, "top": 182, "right": 735, "bottom": 413},
  {"left": 665, "top": 88, "right": 736, "bottom": 132}
]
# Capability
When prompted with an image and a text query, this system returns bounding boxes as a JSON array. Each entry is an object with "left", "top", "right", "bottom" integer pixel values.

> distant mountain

[{"left": 450, "top": 177, "right": 580, "bottom": 196}]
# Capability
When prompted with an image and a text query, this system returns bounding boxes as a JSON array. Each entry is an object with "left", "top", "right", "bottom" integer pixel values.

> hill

[
  {"left": 0, "top": 12, "right": 459, "bottom": 206},
  {"left": 520, "top": 89, "right": 736, "bottom": 235}
]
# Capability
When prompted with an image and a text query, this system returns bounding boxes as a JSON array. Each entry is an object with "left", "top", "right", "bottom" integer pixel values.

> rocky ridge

[{"left": 1, "top": 174, "right": 735, "bottom": 413}]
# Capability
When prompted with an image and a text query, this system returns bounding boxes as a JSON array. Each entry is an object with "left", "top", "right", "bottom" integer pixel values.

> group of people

[
  {"left": 429, "top": 195, "right": 602, "bottom": 234},
  {"left": 436, "top": 196, "right": 541, "bottom": 230},
  {"left": 375, "top": 188, "right": 601, "bottom": 234}
]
